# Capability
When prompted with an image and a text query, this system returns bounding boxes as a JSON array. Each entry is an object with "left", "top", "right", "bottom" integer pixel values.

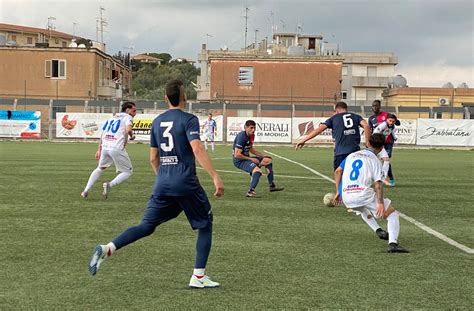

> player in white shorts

[
  {"left": 334, "top": 133, "right": 409, "bottom": 253},
  {"left": 202, "top": 113, "right": 217, "bottom": 152},
  {"left": 81, "top": 101, "right": 137, "bottom": 199}
]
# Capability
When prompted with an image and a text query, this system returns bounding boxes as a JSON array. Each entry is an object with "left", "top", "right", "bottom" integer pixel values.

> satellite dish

[
  {"left": 69, "top": 42, "right": 78, "bottom": 47},
  {"left": 457, "top": 82, "right": 469, "bottom": 88},
  {"left": 442, "top": 82, "right": 454, "bottom": 88},
  {"left": 220, "top": 45, "right": 228, "bottom": 51},
  {"left": 78, "top": 44, "right": 86, "bottom": 48},
  {"left": 389, "top": 75, "right": 407, "bottom": 88}
]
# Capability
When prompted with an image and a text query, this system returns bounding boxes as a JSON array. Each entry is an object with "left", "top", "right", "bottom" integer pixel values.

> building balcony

[{"left": 353, "top": 76, "right": 390, "bottom": 88}]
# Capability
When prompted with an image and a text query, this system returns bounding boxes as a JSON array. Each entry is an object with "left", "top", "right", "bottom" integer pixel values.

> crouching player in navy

[
  {"left": 89, "top": 79, "right": 225, "bottom": 288},
  {"left": 232, "top": 120, "right": 284, "bottom": 197},
  {"left": 333, "top": 133, "right": 409, "bottom": 253}
]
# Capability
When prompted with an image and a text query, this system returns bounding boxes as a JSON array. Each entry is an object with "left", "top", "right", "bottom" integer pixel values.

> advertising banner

[
  {"left": 227, "top": 117, "right": 292, "bottom": 143},
  {"left": 395, "top": 119, "right": 417, "bottom": 145},
  {"left": 416, "top": 119, "right": 473, "bottom": 146},
  {"left": 292, "top": 117, "right": 334, "bottom": 144},
  {"left": 0, "top": 110, "right": 41, "bottom": 138},
  {"left": 56, "top": 113, "right": 112, "bottom": 138},
  {"left": 198, "top": 115, "right": 224, "bottom": 142},
  {"left": 133, "top": 113, "right": 159, "bottom": 142}
]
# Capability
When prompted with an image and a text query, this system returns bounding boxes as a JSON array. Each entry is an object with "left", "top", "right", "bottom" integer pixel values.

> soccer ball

[{"left": 323, "top": 193, "right": 336, "bottom": 207}]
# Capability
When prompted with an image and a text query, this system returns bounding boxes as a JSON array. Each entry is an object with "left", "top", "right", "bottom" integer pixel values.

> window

[
  {"left": 366, "top": 90, "right": 376, "bottom": 100},
  {"left": 45, "top": 59, "right": 66, "bottom": 79},
  {"left": 435, "top": 112, "right": 442, "bottom": 119},
  {"left": 237, "top": 109, "right": 254, "bottom": 117},
  {"left": 341, "top": 66, "right": 348, "bottom": 76},
  {"left": 239, "top": 67, "right": 253, "bottom": 85},
  {"left": 52, "top": 106, "right": 66, "bottom": 119},
  {"left": 341, "top": 91, "right": 347, "bottom": 99},
  {"left": 367, "top": 66, "right": 377, "bottom": 77},
  {"left": 11, "top": 35, "right": 17, "bottom": 42},
  {"left": 27, "top": 37, "right": 33, "bottom": 44}
]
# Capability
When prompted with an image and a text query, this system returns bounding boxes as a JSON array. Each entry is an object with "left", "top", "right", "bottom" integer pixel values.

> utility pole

[
  {"left": 244, "top": 6, "right": 249, "bottom": 53},
  {"left": 254, "top": 29, "right": 259, "bottom": 49},
  {"left": 206, "top": 33, "right": 213, "bottom": 48},
  {"left": 73, "top": 22, "right": 78, "bottom": 38}
]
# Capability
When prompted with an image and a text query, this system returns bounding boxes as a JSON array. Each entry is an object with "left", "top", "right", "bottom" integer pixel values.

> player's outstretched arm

[
  {"left": 295, "top": 124, "right": 328, "bottom": 150},
  {"left": 150, "top": 147, "right": 160, "bottom": 175},
  {"left": 190, "top": 140, "right": 224, "bottom": 197},
  {"left": 374, "top": 181, "right": 385, "bottom": 218},
  {"left": 360, "top": 120, "right": 371, "bottom": 147}
]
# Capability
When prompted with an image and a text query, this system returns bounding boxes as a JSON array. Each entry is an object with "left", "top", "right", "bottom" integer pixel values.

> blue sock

[
  {"left": 112, "top": 222, "right": 156, "bottom": 250},
  {"left": 249, "top": 172, "right": 262, "bottom": 191},
  {"left": 266, "top": 163, "right": 274, "bottom": 186},
  {"left": 195, "top": 226, "right": 212, "bottom": 268}
]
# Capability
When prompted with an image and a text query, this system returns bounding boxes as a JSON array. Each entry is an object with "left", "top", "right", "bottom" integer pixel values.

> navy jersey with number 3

[
  {"left": 150, "top": 109, "right": 202, "bottom": 196},
  {"left": 324, "top": 112, "right": 363, "bottom": 156}
]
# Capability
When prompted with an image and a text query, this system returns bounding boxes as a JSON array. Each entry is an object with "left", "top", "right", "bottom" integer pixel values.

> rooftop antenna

[
  {"left": 47, "top": 16, "right": 56, "bottom": 41},
  {"left": 96, "top": 6, "right": 108, "bottom": 43},
  {"left": 72, "top": 22, "right": 79, "bottom": 38},
  {"left": 254, "top": 29, "right": 259, "bottom": 48},
  {"left": 296, "top": 22, "right": 303, "bottom": 33},
  {"left": 244, "top": 6, "right": 250, "bottom": 53},
  {"left": 280, "top": 19, "right": 286, "bottom": 31},
  {"left": 123, "top": 45, "right": 134, "bottom": 67},
  {"left": 206, "top": 33, "right": 213, "bottom": 48}
]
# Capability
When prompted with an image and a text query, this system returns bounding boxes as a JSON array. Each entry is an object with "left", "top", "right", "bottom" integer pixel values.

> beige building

[
  {"left": 0, "top": 23, "right": 74, "bottom": 48},
  {"left": 131, "top": 53, "right": 162, "bottom": 64},
  {"left": 0, "top": 46, "right": 131, "bottom": 100},
  {"left": 382, "top": 87, "right": 474, "bottom": 119}
]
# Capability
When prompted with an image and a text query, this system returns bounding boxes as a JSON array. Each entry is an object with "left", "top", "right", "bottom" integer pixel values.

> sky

[{"left": 1, "top": 0, "right": 473, "bottom": 87}]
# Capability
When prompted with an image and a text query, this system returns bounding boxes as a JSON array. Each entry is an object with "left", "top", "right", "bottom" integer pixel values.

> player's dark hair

[
  {"left": 372, "top": 100, "right": 381, "bottom": 106},
  {"left": 121, "top": 101, "right": 136, "bottom": 112},
  {"left": 387, "top": 113, "right": 397, "bottom": 120},
  {"left": 369, "top": 133, "right": 385, "bottom": 149},
  {"left": 165, "top": 79, "right": 184, "bottom": 107},
  {"left": 334, "top": 101, "right": 348, "bottom": 110},
  {"left": 245, "top": 120, "right": 256, "bottom": 127}
]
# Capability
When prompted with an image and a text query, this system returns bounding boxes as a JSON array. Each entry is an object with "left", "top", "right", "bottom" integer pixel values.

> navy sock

[
  {"left": 112, "top": 222, "right": 156, "bottom": 250},
  {"left": 266, "top": 163, "right": 274, "bottom": 185},
  {"left": 195, "top": 226, "right": 212, "bottom": 268},
  {"left": 249, "top": 172, "right": 262, "bottom": 191},
  {"left": 388, "top": 164, "right": 394, "bottom": 180}
]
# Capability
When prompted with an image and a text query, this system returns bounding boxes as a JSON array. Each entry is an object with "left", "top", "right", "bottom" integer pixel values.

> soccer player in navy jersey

[
  {"left": 88, "top": 80, "right": 224, "bottom": 288},
  {"left": 232, "top": 120, "right": 284, "bottom": 197},
  {"left": 295, "top": 101, "right": 371, "bottom": 170}
]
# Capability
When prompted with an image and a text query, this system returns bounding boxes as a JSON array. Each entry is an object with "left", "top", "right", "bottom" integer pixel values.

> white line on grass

[
  {"left": 197, "top": 167, "right": 322, "bottom": 180},
  {"left": 265, "top": 150, "right": 474, "bottom": 254}
]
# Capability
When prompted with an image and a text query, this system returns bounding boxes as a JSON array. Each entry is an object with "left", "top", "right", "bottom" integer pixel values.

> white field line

[
  {"left": 265, "top": 150, "right": 474, "bottom": 254},
  {"left": 197, "top": 167, "right": 322, "bottom": 180}
]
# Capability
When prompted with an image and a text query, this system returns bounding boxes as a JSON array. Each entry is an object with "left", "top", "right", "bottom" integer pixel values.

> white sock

[
  {"left": 84, "top": 168, "right": 103, "bottom": 192},
  {"left": 109, "top": 172, "right": 132, "bottom": 187},
  {"left": 387, "top": 211, "right": 400, "bottom": 244},
  {"left": 106, "top": 242, "right": 116, "bottom": 256},
  {"left": 211, "top": 142, "right": 215, "bottom": 151},
  {"left": 204, "top": 141, "right": 208, "bottom": 150},
  {"left": 193, "top": 268, "right": 205, "bottom": 277},
  {"left": 359, "top": 208, "right": 381, "bottom": 232},
  {"left": 382, "top": 161, "right": 390, "bottom": 179}
]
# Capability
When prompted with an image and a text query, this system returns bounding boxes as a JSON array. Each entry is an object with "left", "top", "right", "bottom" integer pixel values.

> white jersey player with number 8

[
  {"left": 81, "top": 101, "right": 137, "bottom": 199},
  {"left": 334, "top": 133, "right": 409, "bottom": 253}
]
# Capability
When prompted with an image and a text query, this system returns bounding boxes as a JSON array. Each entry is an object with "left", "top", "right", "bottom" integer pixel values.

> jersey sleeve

[
  {"left": 125, "top": 115, "right": 133, "bottom": 127},
  {"left": 368, "top": 116, "right": 376, "bottom": 131},
  {"left": 373, "top": 122, "right": 387, "bottom": 134},
  {"left": 234, "top": 132, "right": 245, "bottom": 150},
  {"left": 186, "top": 116, "right": 201, "bottom": 142},
  {"left": 373, "top": 159, "right": 384, "bottom": 182},
  {"left": 323, "top": 116, "right": 333, "bottom": 129},
  {"left": 150, "top": 120, "right": 158, "bottom": 148},
  {"left": 339, "top": 158, "right": 347, "bottom": 170}
]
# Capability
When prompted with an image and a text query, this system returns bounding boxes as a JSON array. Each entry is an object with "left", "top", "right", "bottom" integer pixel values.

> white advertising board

[
  {"left": 227, "top": 117, "right": 292, "bottom": 143},
  {"left": 416, "top": 119, "right": 473, "bottom": 146},
  {"left": 0, "top": 110, "right": 41, "bottom": 138},
  {"left": 56, "top": 113, "right": 112, "bottom": 138}
]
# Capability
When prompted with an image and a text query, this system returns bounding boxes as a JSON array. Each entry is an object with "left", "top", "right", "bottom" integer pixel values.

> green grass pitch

[{"left": 0, "top": 141, "right": 472, "bottom": 309}]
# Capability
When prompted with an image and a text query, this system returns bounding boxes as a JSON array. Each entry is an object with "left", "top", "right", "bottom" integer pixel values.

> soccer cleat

[
  {"left": 81, "top": 191, "right": 88, "bottom": 199},
  {"left": 388, "top": 243, "right": 410, "bottom": 253},
  {"left": 375, "top": 228, "right": 389, "bottom": 240},
  {"left": 89, "top": 245, "right": 107, "bottom": 275},
  {"left": 389, "top": 179, "right": 395, "bottom": 187},
  {"left": 246, "top": 191, "right": 257, "bottom": 198},
  {"left": 102, "top": 182, "right": 111, "bottom": 199},
  {"left": 189, "top": 275, "right": 220, "bottom": 288},
  {"left": 269, "top": 185, "right": 284, "bottom": 192}
]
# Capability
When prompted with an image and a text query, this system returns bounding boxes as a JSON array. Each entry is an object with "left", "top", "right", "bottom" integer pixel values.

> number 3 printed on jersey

[{"left": 160, "top": 122, "right": 174, "bottom": 152}]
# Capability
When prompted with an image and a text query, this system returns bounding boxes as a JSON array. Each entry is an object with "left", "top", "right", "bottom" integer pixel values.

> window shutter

[
  {"left": 45, "top": 60, "right": 51, "bottom": 77},
  {"left": 59, "top": 60, "right": 66, "bottom": 78}
]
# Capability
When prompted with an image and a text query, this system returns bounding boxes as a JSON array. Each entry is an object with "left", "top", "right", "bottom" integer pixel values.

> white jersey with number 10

[
  {"left": 340, "top": 149, "right": 384, "bottom": 208},
  {"left": 101, "top": 112, "right": 133, "bottom": 151}
]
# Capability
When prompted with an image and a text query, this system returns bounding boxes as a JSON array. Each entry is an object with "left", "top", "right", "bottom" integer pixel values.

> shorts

[
  {"left": 142, "top": 187, "right": 213, "bottom": 230},
  {"left": 233, "top": 156, "right": 264, "bottom": 175},
  {"left": 204, "top": 133, "right": 215, "bottom": 141},
  {"left": 349, "top": 198, "right": 392, "bottom": 219},
  {"left": 99, "top": 149, "right": 133, "bottom": 173},
  {"left": 378, "top": 148, "right": 389, "bottom": 159},
  {"left": 384, "top": 143, "right": 394, "bottom": 157},
  {"left": 334, "top": 153, "right": 350, "bottom": 171}
]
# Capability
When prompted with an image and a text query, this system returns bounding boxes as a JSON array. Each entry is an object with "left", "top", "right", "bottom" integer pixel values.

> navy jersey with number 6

[
  {"left": 324, "top": 112, "right": 364, "bottom": 156},
  {"left": 150, "top": 109, "right": 202, "bottom": 196},
  {"left": 232, "top": 131, "right": 252, "bottom": 161}
]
